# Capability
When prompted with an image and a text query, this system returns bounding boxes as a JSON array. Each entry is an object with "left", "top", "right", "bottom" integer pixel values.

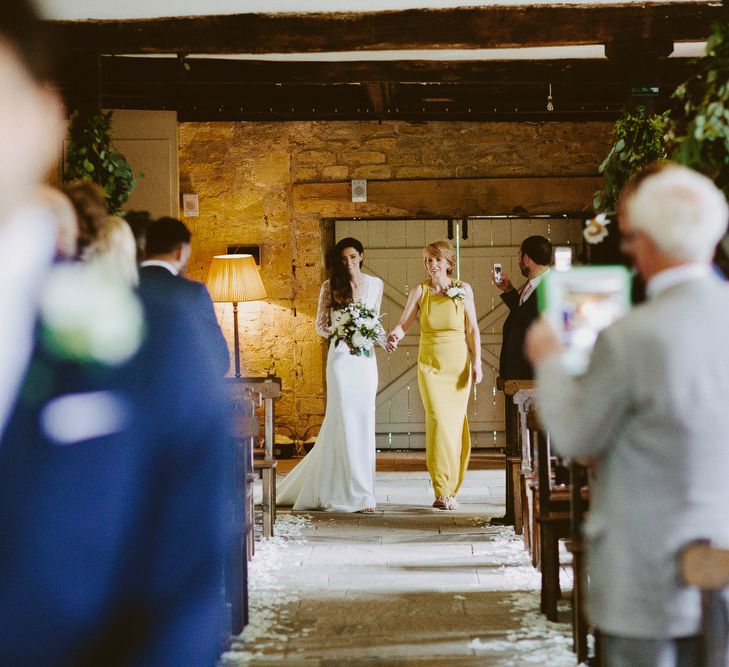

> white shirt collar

[
  {"left": 646, "top": 263, "right": 711, "bottom": 299},
  {"left": 140, "top": 259, "right": 179, "bottom": 276},
  {"left": 528, "top": 267, "right": 550, "bottom": 289}
]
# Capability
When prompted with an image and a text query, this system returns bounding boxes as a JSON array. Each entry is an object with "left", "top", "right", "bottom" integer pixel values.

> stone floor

[{"left": 223, "top": 452, "right": 579, "bottom": 666}]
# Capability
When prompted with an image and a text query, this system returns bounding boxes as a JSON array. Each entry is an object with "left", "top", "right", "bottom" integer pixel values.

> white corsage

[
  {"left": 445, "top": 280, "right": 467, "bottom": 302},
  {"left": 39, "top": 261, "right": 145, "bottom": 366},
  {"left": 583, "top": 213, "right": 611, "bottom": 244}
]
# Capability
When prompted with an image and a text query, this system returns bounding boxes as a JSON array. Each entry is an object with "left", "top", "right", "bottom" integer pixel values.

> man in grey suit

[{"left": 526, "top": 164, "right": 729, "bottom": 667}]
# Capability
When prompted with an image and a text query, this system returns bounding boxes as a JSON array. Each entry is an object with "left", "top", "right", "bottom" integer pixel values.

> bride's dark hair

[{"left": 328, "top": 237, "right": 364, "bottom": 308}]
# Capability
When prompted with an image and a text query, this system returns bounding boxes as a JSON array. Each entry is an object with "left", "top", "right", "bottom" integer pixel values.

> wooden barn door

[{"left": 334, "top": 217, "right": 583, "bottom": 450}]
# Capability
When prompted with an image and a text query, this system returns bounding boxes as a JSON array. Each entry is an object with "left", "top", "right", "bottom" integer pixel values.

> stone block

[
  {"left": 294, "top": 167, "right": 319, "bottom": 182},
  {"left": 250, "top": 151, "right": 291, "bottom": 185},
  {"left": 363, "top": 137, "right": 397, "bottom": 151},
  {"left": 295, "top": 150, "right": 336, "bottom": 167},
  {"left": 322, "top": 165, "right": 349, "bottom": 180},
  {"left": 394, "top": 166, "right": 444, "bottom": 179},
  {"left": 351, "top": 165, "right": 393, "bottom": 180},
  {"left": 340, "top": 150, "right": 386, "bottom": 165}
]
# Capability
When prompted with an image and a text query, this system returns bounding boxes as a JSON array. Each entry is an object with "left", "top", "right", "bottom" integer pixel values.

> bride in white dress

[{"left": 277, "top": 237, "right": 383, "bottom": 512}]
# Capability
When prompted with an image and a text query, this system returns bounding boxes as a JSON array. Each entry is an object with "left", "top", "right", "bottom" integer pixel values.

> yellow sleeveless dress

[{"left": 418, "top": 281, "right": 472, "bottom": 499}]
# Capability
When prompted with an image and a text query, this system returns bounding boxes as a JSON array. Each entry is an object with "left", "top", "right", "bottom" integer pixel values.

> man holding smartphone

[
  {"left": 494, "top": 235, "right": 552, "bottom": 380},
  {"left": 489, "top": 235, "right": 552, "bottom": 526}
]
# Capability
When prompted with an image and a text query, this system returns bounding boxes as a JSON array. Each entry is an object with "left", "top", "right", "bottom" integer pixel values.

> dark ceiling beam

[
  {"left": 363, "top": 82, "right": 395, "bottom": 115},
  {"left": 42, "top": 3, "right": 719, "bottom": 55},
  {"left": 98, "top": 55, "right": 697, "bottom": 87}
]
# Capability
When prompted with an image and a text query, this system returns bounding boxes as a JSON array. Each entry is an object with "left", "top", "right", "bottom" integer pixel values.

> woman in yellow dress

[{"left": 387, "top": 241, "right": 482, "bottom": 510}]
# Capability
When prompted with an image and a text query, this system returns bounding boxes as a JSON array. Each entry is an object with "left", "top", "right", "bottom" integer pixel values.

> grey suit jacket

[{"left": 536, "top": 275, "right": 729, "bottom": 638}]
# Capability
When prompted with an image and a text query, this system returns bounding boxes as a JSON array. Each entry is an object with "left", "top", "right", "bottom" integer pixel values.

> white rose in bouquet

[{"left": 351, "top": 329, "right": 369, "bottom": 351}]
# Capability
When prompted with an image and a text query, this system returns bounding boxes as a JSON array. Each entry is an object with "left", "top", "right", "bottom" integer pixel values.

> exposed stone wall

[{"left": 178, "top": 120, "right": 613, "bottom": 435}]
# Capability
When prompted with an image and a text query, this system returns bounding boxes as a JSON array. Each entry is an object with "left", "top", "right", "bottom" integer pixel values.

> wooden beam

[
  {"left": 292, "top": 176, "right": 602, "bottom": 218},
  {"left": 83, "top": 54, "right": 687, "bottom": 120},
  {"left": 43, "top": 3, "right": 719, "bottom": 55},
  {"left": 98, "top": 56, "right": 696, "bottom": 87},
  {"left": 363, "top": 82, "right": 395, "bottom": 115}
]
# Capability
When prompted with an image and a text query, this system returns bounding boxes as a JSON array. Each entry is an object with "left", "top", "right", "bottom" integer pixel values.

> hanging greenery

[
  {"left": 592, "top": 105, "right": 670, "bottom": 216},
  {"left": 64, "top": 110, "right": 136, "bottom": 216},
  {"left": 666, "top": 21, "right": 729, "bottom": 199}
]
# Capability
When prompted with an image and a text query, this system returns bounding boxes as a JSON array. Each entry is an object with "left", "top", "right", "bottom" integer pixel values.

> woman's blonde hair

[
  {"left": 423, "top": 240, "right": 456, "bottom": 276},
  {"left": 86, "top": 216, "right": 139, "bottom": 286}
]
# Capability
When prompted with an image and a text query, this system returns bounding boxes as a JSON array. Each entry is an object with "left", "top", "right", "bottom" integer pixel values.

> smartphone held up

[{"left": 493, "top": 263, "right": 502, "bottom": 283}]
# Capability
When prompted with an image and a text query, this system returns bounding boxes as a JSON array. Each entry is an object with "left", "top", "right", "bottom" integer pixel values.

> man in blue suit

[
  {"left": 0, "top": 6, "right": 234, "bottom": 662},
  {"left": 139, "top": 216, "right": 230, "bottom": 377},
  {"left": 0, "top": 283, "right": 233, "bottom": 665}
]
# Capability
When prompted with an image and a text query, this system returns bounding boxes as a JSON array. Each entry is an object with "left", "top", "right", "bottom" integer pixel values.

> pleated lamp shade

[{"left": 206, "top": 254, "right": 267, "bottom": 303}]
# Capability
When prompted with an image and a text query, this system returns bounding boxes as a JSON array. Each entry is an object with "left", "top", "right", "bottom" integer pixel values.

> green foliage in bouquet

[
  {"left": 64, "top": 110, "right": 137, "bottom": 215},
  {"left": 666, "top": 21, "right": 729, "bottom": 199},
  {"left": 593, "top": 105, "right": 670, "bottom": 216}
]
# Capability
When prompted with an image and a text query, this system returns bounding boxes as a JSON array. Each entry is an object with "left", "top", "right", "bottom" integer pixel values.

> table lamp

[{"left": 206, "top": 253, "right": 267, "bottom": 377}]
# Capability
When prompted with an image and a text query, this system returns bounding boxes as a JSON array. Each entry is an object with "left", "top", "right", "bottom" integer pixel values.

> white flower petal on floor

[
  {"left": 222, "top": 514, "right": 313, "bottom": 664},
  {"left": 223, "top": 468, "right": 579, "bottom": 665}
]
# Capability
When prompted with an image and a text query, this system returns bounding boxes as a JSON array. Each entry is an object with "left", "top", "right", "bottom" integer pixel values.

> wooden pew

[
  {"left": 239, "top": 376, "right": 282, "bottom": 538},
  {"left": 496, "top": 377, "right": 536, "bottom": 529},
  {"left": 681, "top": 541, "right": 729, "bottom": 667},
  {"left": 225, "top": 379, "right": 257, "bottom": 633},
  {"left": 528, "top": 404, "right": 571, "bottom": 622},
  {"left": 513, "top": 387, "right": 537, "bottom": 549},
  {"left": 567, "top": 461, "right": 590, "bottom": 663},
  {"left": 520, "top": 401, "right": 594, "bottom": 655}
]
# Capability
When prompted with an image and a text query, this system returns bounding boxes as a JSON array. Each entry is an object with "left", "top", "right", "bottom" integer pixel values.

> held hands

[
  {"left": 492, "top": 268, "right": 513, "bottom": 293},
  {"left": 386, "top": 329, "right": 401, "bottom": 353},
  {"left": 524, "top": 315, "right": 563, "bottom": 367}
]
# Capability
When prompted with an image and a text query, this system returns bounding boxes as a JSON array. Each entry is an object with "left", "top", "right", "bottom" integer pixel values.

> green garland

[
  {"left": 593, "top": 105, "right": 669, "bottom": 216},
  {"left": 64, "top": 110, "right": 136, "bottom": 216},
  {"left": 666, "top": 21, "right": 729, "bottom": 199}
]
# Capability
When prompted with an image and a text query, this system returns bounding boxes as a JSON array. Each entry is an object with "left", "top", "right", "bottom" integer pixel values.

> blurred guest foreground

[
  {"left": 0, "top": 2, "right": 233, "bottom": 665},
  {"left": 526, "top": 164, "right": 729, "bottom": 667}
]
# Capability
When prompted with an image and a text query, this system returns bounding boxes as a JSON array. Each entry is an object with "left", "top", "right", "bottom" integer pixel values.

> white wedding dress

[{"left": 277, "top": 274, "right": 383, "bottom": 511}]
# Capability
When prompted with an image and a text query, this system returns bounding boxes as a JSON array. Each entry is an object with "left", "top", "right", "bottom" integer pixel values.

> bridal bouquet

[{"left": 329, "top": 302, "right": 386, "bottom": 357}]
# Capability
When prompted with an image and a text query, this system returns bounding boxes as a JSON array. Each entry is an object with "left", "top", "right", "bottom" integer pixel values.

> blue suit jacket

[
  {"left": 0, "top": 283, "right": 233, "bottom": 666},
  {"left": 139, "top": 264, "right": 230, "bottom": 377}
]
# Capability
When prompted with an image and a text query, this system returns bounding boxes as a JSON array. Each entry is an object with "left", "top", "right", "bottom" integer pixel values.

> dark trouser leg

[{"left": 600, "top": 633, "right": 702, "bottom": 667}]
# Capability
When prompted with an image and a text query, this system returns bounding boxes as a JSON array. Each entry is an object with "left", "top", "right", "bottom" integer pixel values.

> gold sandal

[{"left": 432, "top": 496, "right": 449, "bottom": 510}]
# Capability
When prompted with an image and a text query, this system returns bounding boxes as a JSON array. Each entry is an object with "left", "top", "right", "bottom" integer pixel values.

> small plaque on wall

[
  {"left": 351, "top": 179, "right": 367, "bottom": 203},
  {"left": 182, "top": 193, "right": 199, "bottom": 217}
]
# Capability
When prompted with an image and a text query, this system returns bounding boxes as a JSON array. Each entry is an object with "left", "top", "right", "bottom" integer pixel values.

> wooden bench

[
  {"left": 254, "top": 459, "right": 277, "bottom": 538},
  {"left": 528, "top": 404, "right": 571, "bottom": 622},
  {"left": 513, "top": 387, "right": 537, "bottom": 548},
  {"left": 225, "top": 380, "right": 257, "bottom": 634},
  {"left": 497, "top": 377, "right": 536, "bottom": 529},
  {"left": 681, "top": 540, "right": 729, "bottom": 667},
  {"left": 566, "top": 461, "right": 590, "bottom": 663},
  {"left": 240, "top": 376, "right": 281, "bottom": 538}
]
